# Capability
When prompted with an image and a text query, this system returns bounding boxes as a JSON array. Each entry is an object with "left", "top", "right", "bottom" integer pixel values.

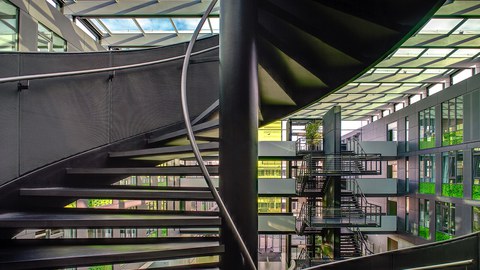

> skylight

[
  {"left": 418, "top": 18, "right": 463, "bottom": 34},
  {"left": 455, "top": 19, "right": 480, "bottom": 34},
  {"left": 136, "top": 18, "right": 176, "bottom": 33},
  {"left": 422, "top": 48, "right": 454, "bottom": 58},
  {"left": 392, "top": 48, "right": 425, "bottom": 57},
  {"left": 171, "top": 18, "right": 210, "bottom": 33},
  {"left": 100, "top": 19, "right": 141, "bottom": 33}
]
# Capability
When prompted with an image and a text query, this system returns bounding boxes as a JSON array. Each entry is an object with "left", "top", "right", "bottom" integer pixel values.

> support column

[{"left": 220, "top": 0, "right": 258, "bottom": 269}]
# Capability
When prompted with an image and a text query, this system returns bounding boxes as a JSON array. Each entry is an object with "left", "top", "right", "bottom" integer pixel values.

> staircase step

[
  {"left": 109, "top": 142, "right": 219, "bottom": 159},
  {"left": 0, "top": 212, "right": 221, "bottom": 229},
  {"left": 0, "top": 241, "right": 223, "bottom": 270},
  {"left": 45, "top": 208, "right": 218, "bottom": 216},
  {"left": 20, "top": 187, "right": 215, "bottom": 201},
  {"left": 67, "top": 166, "right": 219, "bottom": 176},
  {"left": 148, "top": 119, "right": 219, "bottom": 145}
]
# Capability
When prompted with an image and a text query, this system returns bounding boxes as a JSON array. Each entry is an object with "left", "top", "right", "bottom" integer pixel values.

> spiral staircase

[{"left": 0, "top": 0, "right": 443, "bottom": 269}]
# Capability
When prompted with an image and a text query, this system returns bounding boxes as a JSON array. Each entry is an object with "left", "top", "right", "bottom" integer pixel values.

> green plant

[
  {"left": 88, "top": 265, "right": 113, "bottom": 270},
  {"left": 435, "top": 231, "right": 453, "bottom": 241},
  {"left": 442, "top": 183, "right": 463, "bottom": 198},
  {"left": 419, "top": 136, "right": 435, "bottom": 149},
  {"left": 473, "top": 185, "right": 480, "bottom": 200},
  {"left": 419, "top": 226, "right": 430, "bottom": 239},
  {"left": 419, "top": 182, "right": 435, "bottom": 194},
  {"left": 87, "top": 199, "right": 113, "bottom": 208},
  {"left": 305, "top": 120, "right": 321, "bottom": 147}
]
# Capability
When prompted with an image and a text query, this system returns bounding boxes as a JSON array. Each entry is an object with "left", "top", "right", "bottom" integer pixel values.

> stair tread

[
  {"left": 67, "top": 166, "right": 219, "bottom": 176},
  {"left": 110, "top": 142, "right": 219, "bottom": 158},
  {"left": 0, "top": 241, "right": 223, "bottom": 269},
  {"left": 0, "top": 212, "right": 221, "bottom": 228},
  {"left": 148, "top": 119, "right": 219, "bottom": 145},
  {"left": 20, "top": 187, "right": 214, "bottom": 201}
]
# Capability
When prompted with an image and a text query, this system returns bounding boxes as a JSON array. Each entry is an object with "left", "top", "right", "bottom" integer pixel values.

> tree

[{"left": 305, "top": 120, "right": 322, "bottom": 150}]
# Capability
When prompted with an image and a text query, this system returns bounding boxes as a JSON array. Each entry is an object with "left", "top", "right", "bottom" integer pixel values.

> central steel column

[{"left": 220, "top": 0, "right": 258, "bottom": 269}]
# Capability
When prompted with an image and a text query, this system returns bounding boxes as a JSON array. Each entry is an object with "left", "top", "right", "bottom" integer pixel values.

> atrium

[{"left": 0, "top": 0, "right": 479, "bottom": 270}]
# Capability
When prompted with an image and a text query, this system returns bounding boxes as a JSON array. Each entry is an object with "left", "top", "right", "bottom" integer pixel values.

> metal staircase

[
  {"left": 294, "top": 121, "right": 382, "bottom": 266},
  {"left": 0, "top": 0, "right": 443, "bottom": 269}
]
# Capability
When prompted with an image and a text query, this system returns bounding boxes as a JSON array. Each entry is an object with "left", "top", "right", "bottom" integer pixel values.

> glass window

[
  {"left": 100, "top": 18, "right": 141, "bottom": 33},
  {"left": 392, "top": 48, "right": 425, "bottom": 57},
  {"left": 452, "top": 69, "right": 473, "bottom": 85},
  {"left": 405, "top": 157, "right": 409, "bottom": 193},
  {"left": 435, "top": 202, "right": 455, "bottom": 241},
  {"left": 136, "top": 18, "right": 176, "bottom": 33},
  {"left": 410, "top": 94, "right": 422, "bottom": 104},
  {"left": 419, "top": 154, "right": 435, "bottom": 194},
  {"left": 428, "top": 83, "right": 444, "bottom": 96},
  {"left": 419, "top": 18, "right": 462, "bottom": 34},
  {"left": 171, "top": 18, "right": 210, "bottom": 33},
  {"left": 0, "top": 0, "right": 18, "bottom": 51},
  {"left": 441, "top": 151, "right": 463, "bottom": 198},
  {"left": 442, "top": 96, "right": 463, "bottom": 146},
  {"left": 258, "top": 197, "right": 283, "bottom": 213},
  {"left": 405, "top": 117, "right": 410, "bottom": 152},
  {"left": 38, "top": 23, "right": 66, "bottom": 52},
  {"left": 473, "top": 206, "right": 480, "bottom": 232},
  {"left": 387, "top": 161, "right": 397, "bottom": 178},
  {"left": 387, "top": 122, "right": 397, "bottom": 141},
  {"left": 472, "top": 149, "right": 480, "bottom": 200},
  {"left": 419, "top": 107, "right": 435, "bottom": 149},
  {"left": 395, "top": 103, "right": 404, "bottom": 111},
  {"left": 455, "top": 19, "right": 480, "bottom": 34},
  {"left": 419, "top": 199, "right": 430, "bottom": 239}
]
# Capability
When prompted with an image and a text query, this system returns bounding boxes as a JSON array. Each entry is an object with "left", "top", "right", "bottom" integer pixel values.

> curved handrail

[
  {"left": 179, "top": 0, "right": 257, "bottom": 269},
  {"left": 0, "top": 45, "right": 219, "bottom": 84}
]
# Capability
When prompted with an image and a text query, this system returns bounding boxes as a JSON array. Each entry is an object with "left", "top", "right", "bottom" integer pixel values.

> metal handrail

[
  {"left": 179, "top": 0, "right": 256, "bottom": 269},
  {"left": 403, "top": 259, "right": 473, "bottom": 270},
  {"left": 350, "top": 227, "right": 373, "bottom": 255},
  {"left": 0, "top": 45, "right": 219, "bottom": 84}
]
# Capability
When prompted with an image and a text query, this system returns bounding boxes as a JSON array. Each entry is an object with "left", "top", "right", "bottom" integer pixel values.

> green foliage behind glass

[
  {"left": 442, "top": 130, "right": 463, "bottom": 146},
  {"left": 435, "top": 231, "right": 453, "bottom": 241},
  {"left": 419, "top": 226, "right": 430, "bottom": 239},
  {"left": 473, "top": 185, "right": 480, "bottom": 200},
  {"left": 87, "top": 199, "right": 113, "bottom": 208},
  {"left": 441, "top": 183, "right": 463, "bottom": 198},
  {"left": 419, "top": 136, "right": 435, "bottom": 149},
  {"left": 88, "top": 265, "right": 113, "bottom": 270},
  {"left": 419, "top": 182, "right": 435, "bottom": 194}
]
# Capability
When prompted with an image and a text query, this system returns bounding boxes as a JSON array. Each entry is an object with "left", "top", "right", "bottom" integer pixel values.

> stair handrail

[
  {"left": 0, "top": 47, "right": 218, "bottom": 84},
  {"left": 179, "top": 1, "right": 256, "bottom": 269},
  {"left": 351, "top": 227, "right": 374, "bottom": 255},
  {"left": 345, "top": 177, "right": 381, "bottom": 226}
]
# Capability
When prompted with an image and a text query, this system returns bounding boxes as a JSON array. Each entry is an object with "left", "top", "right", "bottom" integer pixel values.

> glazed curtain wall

[{"left": 0, "top": 36, "right": 219, "bottom": 185}]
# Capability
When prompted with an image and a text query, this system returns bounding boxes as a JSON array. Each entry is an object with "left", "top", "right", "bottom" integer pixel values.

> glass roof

[{"left": 290, "top": 0, "right": 480, "bottom": 121}]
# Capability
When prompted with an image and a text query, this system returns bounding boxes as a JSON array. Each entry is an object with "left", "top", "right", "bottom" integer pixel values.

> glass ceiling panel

[
  {"left": 209, "top": 18, "right": 219, "bottom": 33},
  {"left": 422, "top": 48, "right": 454, "bottom": 58},
  {"left": 171, "top": 18, "right": 210, "bottom": 33},
  {"left": 100, "top": 18, "right": 141, "bottom": 33},
  {"left": 450, "top": 48, "right": 480, "bottom": 57},
  {"left": 374, "top": 68, "right": 398, "bottom": 74},
  {"left": 418, "top": 18, "right": 463, "bottom": 34},
  {"left": 90, "top": 19, "right": 108, "bottom": 34},
  {"left": 392, "top": 48, "right": 425, "bottom": 57},
  {"left": 136, "top": 18, "right": 175, "bottom": 33},
  {"left": 455, "top": 19, "right": 480, "bottom": 34}
]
